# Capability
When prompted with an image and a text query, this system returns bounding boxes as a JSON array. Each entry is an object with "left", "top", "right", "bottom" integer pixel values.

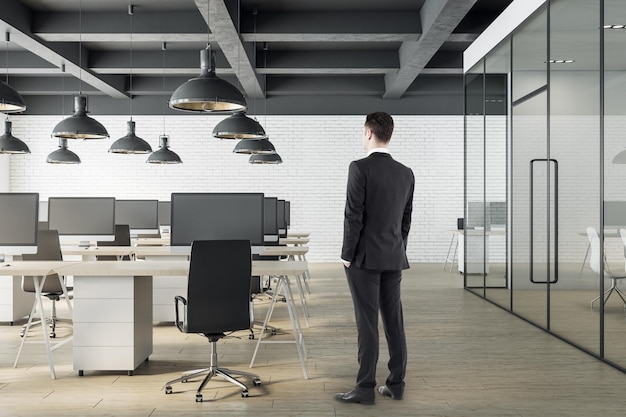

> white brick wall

[{"left": 3, "top": 114, "right": 465, "bottom": 263}]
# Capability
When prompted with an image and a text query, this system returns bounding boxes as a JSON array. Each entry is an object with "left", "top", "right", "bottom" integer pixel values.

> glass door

[
  {"left": 548, "top": 0, "right": 601, "bottom": 357},
  {"left": 510, "top": 6, "right": 550, "bottom": 329}
]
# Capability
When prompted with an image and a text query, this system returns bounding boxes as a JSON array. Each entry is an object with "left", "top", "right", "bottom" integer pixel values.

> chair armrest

[{"left": 174, "top": 295, "right": 188, "bottom": 333}]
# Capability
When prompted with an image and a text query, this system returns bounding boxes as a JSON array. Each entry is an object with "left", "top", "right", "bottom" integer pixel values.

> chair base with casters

[{"left": 163, "top": 333, "right": 261, "bottom": 402}]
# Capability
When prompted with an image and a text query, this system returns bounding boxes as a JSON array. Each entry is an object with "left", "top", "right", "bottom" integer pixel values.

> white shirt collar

[{"left": 367, "top": 147, "right": 390, "bottom": 157}]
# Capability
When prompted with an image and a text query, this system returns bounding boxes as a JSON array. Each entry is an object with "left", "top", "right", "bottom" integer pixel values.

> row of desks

[{"left": 2, "top": 245, "right": 309, "bottom": 380}]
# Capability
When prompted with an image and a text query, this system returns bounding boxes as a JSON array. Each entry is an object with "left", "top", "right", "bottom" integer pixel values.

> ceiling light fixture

[
  {"left": 109, "top": 5, "right": 151, "bottom": 154},
  {"left": 248, "top": 39, "right": 282, "bottom": 164},
  {"left": 48, "top": 64, "right": 80, "bottom": 164},
  {"left": 52, "top": 0, "right": 108, "bottom": 140},
  {"left": 147, "top": 135, "right": 182, "bottom": 164},
  {"left": 148, "top": 42, "right": 182, "bottom": 164},
  {"left": 169, "top": 1, "right": 246, "bottom": 112},
  {"left": 233, "top": 137, "right": 275, "bottom": 154},
  {"left": 214, "top": 110, "right": 267, "bottom": 139},
  {"left": 0, "top": 119, "right": 29, "bottom": 154},
  {"left": 213, "top": 2, "right": 265, "bottom": 139},
  {"left": 0, "top": 32, "right": 26, "bottom": 113},
  {"left": 249, "top": 153, "right": 282, "bottom": 164},
  {"left": 47, "top": 138, "right": 81, "bottom": 164}
]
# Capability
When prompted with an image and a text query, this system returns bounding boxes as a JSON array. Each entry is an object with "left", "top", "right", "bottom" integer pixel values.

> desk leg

[
  {"left": 14, "top": 275, "right": 57, "bottom": 380},
  {"left": 249, "top": 275, "right": 308, "bottom": 379}
]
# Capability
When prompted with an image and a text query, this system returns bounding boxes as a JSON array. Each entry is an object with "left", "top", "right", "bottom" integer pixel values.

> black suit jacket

[{"left": 341, "top": 152, "right": 414, "bottom": 270}]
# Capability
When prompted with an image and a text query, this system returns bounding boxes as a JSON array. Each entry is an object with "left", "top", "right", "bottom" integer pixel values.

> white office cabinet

[
  {"left": 0, "top": 276, "right": 34, "bottom": 324},
  {"left": 73, "top": 275, "right": 152, "bottom": 375},
  {"left": 145, "top": 255, "right": 187, "bottom": 322}
]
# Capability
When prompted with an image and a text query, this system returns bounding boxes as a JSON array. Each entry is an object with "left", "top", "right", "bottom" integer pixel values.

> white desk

[
  {"left": 287, "top": 231, "right": 310, "bottom": 238},
  {"left": 279, "top": 237, "right": 309, "bottom": 246},
  {"left": 61, "top": 245, "right": 311, "bottom": 322},
  {"left": 1, "top": 260, "right": 309, "bottom": 379},
  {"left": 449, "top": 229, "right": 506, "bottom": 274},
  {"left": 0, "top": 261, "right": 79, "bottom": 379}
]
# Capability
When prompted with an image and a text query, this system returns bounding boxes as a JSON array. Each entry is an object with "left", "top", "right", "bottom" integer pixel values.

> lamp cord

[
  {"left": 5, "top": 32, "right": 9, "bottom": 85},
  {"left": 162, "top": 42, "right": 166, "bottom": 136},
  {"left": 264, "top": 42, "right": 268, "bottom": 129},
  {"left": 78, "top": 0, "right": 82, "bottom": 95},
  {"left": 129, "top": 4, "right": 134, "bottom": 120}
]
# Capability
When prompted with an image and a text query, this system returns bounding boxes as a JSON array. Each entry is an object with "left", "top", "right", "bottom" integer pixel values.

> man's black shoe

[
  {"left": 335, "top": 388, "right": 375, "bottom": 405},
  {"left": 378, "top": 385, "right": 403, "bottom": 400}
]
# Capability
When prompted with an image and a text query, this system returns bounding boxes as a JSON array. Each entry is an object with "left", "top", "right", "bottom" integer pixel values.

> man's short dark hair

[{"left": 365, "top": 112, "right": 394, "bottom": 143}]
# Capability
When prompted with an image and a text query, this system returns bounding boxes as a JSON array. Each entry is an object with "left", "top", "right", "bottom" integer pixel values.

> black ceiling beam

[{"left": 0, "top": 0, "right": 127, "bottom": 99}]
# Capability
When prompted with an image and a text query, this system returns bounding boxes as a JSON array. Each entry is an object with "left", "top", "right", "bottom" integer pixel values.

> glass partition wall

[{"left": 464, "top": 0, "right": 626, "bottom": 371}]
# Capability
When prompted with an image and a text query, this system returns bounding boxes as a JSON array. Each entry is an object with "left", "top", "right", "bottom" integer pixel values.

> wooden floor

[{"left": 2, "top": 263, "right": 626, "bottom": 416}]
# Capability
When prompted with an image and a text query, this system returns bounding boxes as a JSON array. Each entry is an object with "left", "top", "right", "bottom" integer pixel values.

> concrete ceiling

[{"left": 0, "top": 0, "right": 513, "bottom": 115}]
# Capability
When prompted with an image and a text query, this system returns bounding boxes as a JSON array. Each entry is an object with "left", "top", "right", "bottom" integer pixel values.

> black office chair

[
  {"left": 97, "top": 224, "right": 131, "bottom": 261},
  {"left": 20, "top": 229, "right": 70, "bottom": 339},
  {"left": 163, "top": 240, "right": 261, "bottom": 402}
]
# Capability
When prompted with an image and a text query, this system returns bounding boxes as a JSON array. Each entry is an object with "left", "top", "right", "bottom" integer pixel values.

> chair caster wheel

[
  {"left": 271, "top": 329, "right": 277, "bottom": 335},
  {"left": 253, "top": 378, "right": 261, "bottom": 386},
  {"left": 165, "top": 386, "right": 172, "bottom": 394},
  {"left": 242, "top": 389, "right": 249, "bottom": 397},
  {"left": 249, "top": 334, "right": 254, "bottom": 339},
  {"left": 49, "top": 333, "right": 56, "bottom": 339},
  {"left": 195, "top": 393, "right": 203, "bottom": 402},
  {"left": 181, "top": 379, "right": 188, "bottom": 383}
]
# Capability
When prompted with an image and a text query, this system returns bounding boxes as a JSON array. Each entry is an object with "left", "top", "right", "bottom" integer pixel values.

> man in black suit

[{"left": 336, "top": 112, "right": 414, "bottom": 405}]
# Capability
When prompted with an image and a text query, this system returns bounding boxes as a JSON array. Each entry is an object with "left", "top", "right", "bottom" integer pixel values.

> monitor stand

[{"left": 78, "top": 240, "right": 91, "bottom": 248}]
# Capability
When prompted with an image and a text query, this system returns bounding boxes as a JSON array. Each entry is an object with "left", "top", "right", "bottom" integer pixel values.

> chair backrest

[
  {"left": 21, "top": 229, "right": 64, "bottom": 293},
  {"left": 97, "top": 224, "right": 131, "bottom": 260},
  {"left": 185, "top": 240, "right": 252, "bottom": 334},
  {"left": 586, "top": 226, "right": 602, "bottom": 274}
]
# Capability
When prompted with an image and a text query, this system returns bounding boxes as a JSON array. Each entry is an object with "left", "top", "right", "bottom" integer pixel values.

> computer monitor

[
  {"left": 158, "top": 201, "right": 171, "bottom": 225},
  {"left": 277, "top": 199, "right": 287, "bottom": 238},
  {"left": 48, "top": 197, "right": 116, "bottom": 245},
  {"left": 0, "top": 193, "right": 39, "bottom": 257},
  {"left": 285, "top": 200, "right": 291, "bottom": 230},
  {"left": 158, "top": 200, "right": 172, "bottom": 235},
  {"left": 115, "top": 199, "right": 159, "bottom": 236},
  {"left": 39, "top": 200, "right": 48, "bottom": 221},
  {"left": 170, "top": 192, "right": 264, "bottom": 254},
  {"left": 264, "top": 197, "right": 279, "bottom": 243},
  {"left": 604, "top": 201, "right": 626, "bottom": 228}
]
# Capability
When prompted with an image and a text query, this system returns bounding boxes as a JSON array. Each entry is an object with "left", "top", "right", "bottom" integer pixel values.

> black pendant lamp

[
  {"left": 0, "top": 81, "right": 26, "bottom": 114},
  {"left": 52, "top": 1, "right": 108, "bottom": 140},
  {"left": 249, "top": 153, "right": 282, "bottom": 164},
  {"left": 47, "top": 138, "right": 80, "bottom": 164},
  {"left": 109, "top": 5, "right": 151, "bottom": 154},
  {"left": 213, "top": 110, "right": 266, "bottom": 139},
  {"left": 147, "top": 135, "right": 182, "bottom": 164},
  {"left": 52, "top": 96, "right": 109, "bottom": 139},
  {"left": 0, "top": 120, "right": 29, "bottom": 154},
  {"left": 147, "top": 43, "right": 182, "bottom": 164},
  {"left": 169, "top": 45, "right": 246, "bottom": 113},
  {"left": 109, "top": 120, "right": 152, "bottom": 154},
  {"left": 233, "top": 138, "right": 275, "bottom": 154},
  {"left": 0, "top": 32, "right": 26, "bottom": 114}
]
